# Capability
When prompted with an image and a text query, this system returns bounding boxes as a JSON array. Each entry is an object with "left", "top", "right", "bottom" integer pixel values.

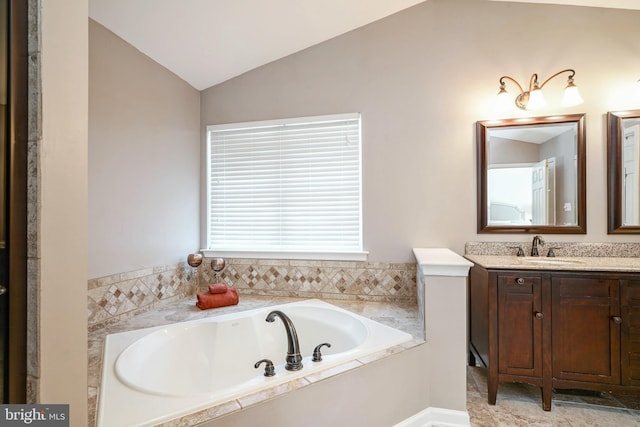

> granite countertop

[{"left": 465, "top": 254, "right": 640, "bottom": 272}]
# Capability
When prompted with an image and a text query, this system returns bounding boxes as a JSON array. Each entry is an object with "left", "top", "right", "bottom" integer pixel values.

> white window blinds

[{"left": 206, "top": 113, "right": 363, "bottom": 257}]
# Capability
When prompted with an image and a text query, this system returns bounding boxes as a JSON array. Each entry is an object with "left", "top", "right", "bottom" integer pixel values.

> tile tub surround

[
  {"left": 87, "top": 262, "right": 197, "bottom": 330},
  {"left": 198, "top": 257, "right": 417, "bottom": 302},
  {"left": 88, "top": 295, "right": 424, "bottom": 427},
  {"left": 87, "top": 258, "right": 417, "bottom": 330}
]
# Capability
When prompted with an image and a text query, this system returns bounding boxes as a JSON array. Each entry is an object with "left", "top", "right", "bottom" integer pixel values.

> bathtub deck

[{"left": 88, "top": 295, "right": 423, "bottom": 426}]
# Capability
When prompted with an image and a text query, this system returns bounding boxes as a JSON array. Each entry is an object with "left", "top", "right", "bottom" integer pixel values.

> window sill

[{"left": 200, "top": 250, "right": 369, "bottom": 262}]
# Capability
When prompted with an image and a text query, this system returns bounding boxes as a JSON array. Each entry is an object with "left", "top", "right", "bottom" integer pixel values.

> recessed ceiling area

[{"left": 88, "top": 0, "right": 640, "bottom": 91}]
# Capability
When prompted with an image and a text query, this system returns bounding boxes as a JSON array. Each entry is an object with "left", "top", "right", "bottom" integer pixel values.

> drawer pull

[
  {"left": 516, "top": 278, "right": 525, "bottom": 285},
  {"left": 535, "top": 312, "right": 544, "bottom": 320},
  {"left": 612, "top": 316, "right": 622, "bottom": 324}
]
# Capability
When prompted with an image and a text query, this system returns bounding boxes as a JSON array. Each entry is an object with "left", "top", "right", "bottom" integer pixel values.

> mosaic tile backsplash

[
  {"left": 87, "top": 262, "right": 196, "bottom": 330},
  {"left": 87, "top": 258, "right": 417, "bottom": 329}
]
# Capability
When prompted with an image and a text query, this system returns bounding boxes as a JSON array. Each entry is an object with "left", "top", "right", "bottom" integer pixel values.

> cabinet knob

[
  {"left": 535, "top": 312, "right": 544, "bottom": 319},
  {"left": 612, "top": 316, "right": 622, "bottom": 324},
  {"left": 516, "top": 278, "right": 525, "bottom": 285}
]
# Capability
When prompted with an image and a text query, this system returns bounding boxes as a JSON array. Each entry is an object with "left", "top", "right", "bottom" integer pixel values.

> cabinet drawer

[{"left": 500, "top": 274, "right": 541, "bottom": 290}]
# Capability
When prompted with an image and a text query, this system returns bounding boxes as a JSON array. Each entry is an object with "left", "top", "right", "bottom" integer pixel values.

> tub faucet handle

[
  {"left": 312, "top": 343, "right": 332, "bottom": 362},
  {"left": 254, "top": 359, "right": 276, "bottom": 377}
]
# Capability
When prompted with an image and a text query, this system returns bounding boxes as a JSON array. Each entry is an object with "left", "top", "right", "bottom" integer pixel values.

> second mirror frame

[{"left": 607, "top": 109, "right": 640, "bottom": 234}]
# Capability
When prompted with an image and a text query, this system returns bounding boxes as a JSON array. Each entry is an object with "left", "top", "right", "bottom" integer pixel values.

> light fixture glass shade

[
  {"left": 494, "top": 87, "right": 512, "bottom": 111},
  {"left": 561, "top": 84, "right": 584, "bottom": 107},
  {"left": 526, "top": 88, "right": 546, "bottom": 110}
]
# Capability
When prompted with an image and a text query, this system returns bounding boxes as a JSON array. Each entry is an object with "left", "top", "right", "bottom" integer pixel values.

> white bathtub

[{"left": 97, "top": 299, "right": 413, "bottom": 426}]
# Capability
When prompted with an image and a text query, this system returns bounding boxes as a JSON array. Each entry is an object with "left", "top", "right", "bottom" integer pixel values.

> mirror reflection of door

[
  {"left": 623, "top": 125, "right": 640, "bottom": 225},
  {"left": 532, "top": 158, "right": 556, "bottom": 225}
]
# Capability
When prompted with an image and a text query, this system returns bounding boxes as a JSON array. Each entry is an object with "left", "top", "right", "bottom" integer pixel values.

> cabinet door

[
  {"left": 621, "top": 280, "right": 640, "bottom": 386},
  {"left": 552, "top": 276, "right": 620, "bottom": 384},
  {"left": 498, "top": 274, "right": 543, "bottom": 377}
]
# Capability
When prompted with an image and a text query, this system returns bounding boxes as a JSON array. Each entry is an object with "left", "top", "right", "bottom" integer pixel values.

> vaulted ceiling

[{"left": 88, "top": 0, "right": 640, "bottom": 91}]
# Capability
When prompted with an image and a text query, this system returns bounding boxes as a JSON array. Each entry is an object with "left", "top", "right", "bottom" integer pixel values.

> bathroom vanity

[{"left": 465, "top": 254, "right": 640, "bottom": 411}]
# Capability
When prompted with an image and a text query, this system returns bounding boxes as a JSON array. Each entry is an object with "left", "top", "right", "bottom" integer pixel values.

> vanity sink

[{"left": 518, "top": 258, "right": 584, "bottom": 266}]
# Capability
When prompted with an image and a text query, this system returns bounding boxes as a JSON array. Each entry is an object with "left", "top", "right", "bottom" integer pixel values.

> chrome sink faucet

[
  {"left": 531, "top": 235, "right": 545, "bottom": 257},
  {"left": 266, "top": 310, "right": 303, "bottom": 371}
]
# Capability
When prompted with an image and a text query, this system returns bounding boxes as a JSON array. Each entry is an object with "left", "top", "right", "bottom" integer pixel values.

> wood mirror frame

[
  {"left": 477, "top": 114, "right": 587, "bottom": 234},
  {"left": 607, "top": 109, "right": 640, "bottom": 234}
]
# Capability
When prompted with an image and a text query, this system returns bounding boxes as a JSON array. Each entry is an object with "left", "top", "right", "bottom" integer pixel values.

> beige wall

[
  {"left": 40, "top": 0, "right": 88, "bottom": 424},
  {"left": 88, "top": 20, "right": 201, "bottom": 279},
  {"left": 201, "top": 0, "right": 640, "bottom": 262}
]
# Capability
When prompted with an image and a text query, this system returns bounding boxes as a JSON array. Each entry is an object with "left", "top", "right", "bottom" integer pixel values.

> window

[{"left": 204, "top": 113, "right": 365, "bottom": 260}]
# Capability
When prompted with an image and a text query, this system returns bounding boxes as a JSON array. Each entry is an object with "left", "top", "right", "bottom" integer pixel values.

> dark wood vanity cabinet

[{"left": 469, "top": 265, "right": 640, "bottom": 411}]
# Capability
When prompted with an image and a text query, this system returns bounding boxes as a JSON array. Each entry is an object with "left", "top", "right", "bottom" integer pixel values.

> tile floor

[{"left": 466, "top": 366, "right": 640, "bottom": 426}]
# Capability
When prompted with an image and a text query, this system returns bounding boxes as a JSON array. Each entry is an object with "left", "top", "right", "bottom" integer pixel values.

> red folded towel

[
  {"left": 208, "top": 283, "right": 228, "bottom": 294},
  {"left": 196, "top": 288, "right": 239, "bottom": 310}
]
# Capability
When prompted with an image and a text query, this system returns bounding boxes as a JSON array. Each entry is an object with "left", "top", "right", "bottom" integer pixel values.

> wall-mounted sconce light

[{"left": 495, "top": 69, "right": 584, "bottom": 111}]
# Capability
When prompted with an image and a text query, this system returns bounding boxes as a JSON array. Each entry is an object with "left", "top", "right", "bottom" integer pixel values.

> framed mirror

[
  {"left": 607, "top": 109, "right": 640, "bottom": 234},
  {"left": 477, "top": 114, "right": 586, "bottom": 233}
]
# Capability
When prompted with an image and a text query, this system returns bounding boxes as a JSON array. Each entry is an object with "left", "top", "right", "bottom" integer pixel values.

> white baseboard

[{"left": 393, "top": 407, "right": 471, "bottom": 427}]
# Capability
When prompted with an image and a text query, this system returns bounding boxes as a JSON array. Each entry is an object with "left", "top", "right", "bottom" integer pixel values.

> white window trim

[
  {"left": 200, "top": 249, "right": 369, "bottom": 262},
  {"left": 205, "top": 112, "right": 365, "bottom": 261}
]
